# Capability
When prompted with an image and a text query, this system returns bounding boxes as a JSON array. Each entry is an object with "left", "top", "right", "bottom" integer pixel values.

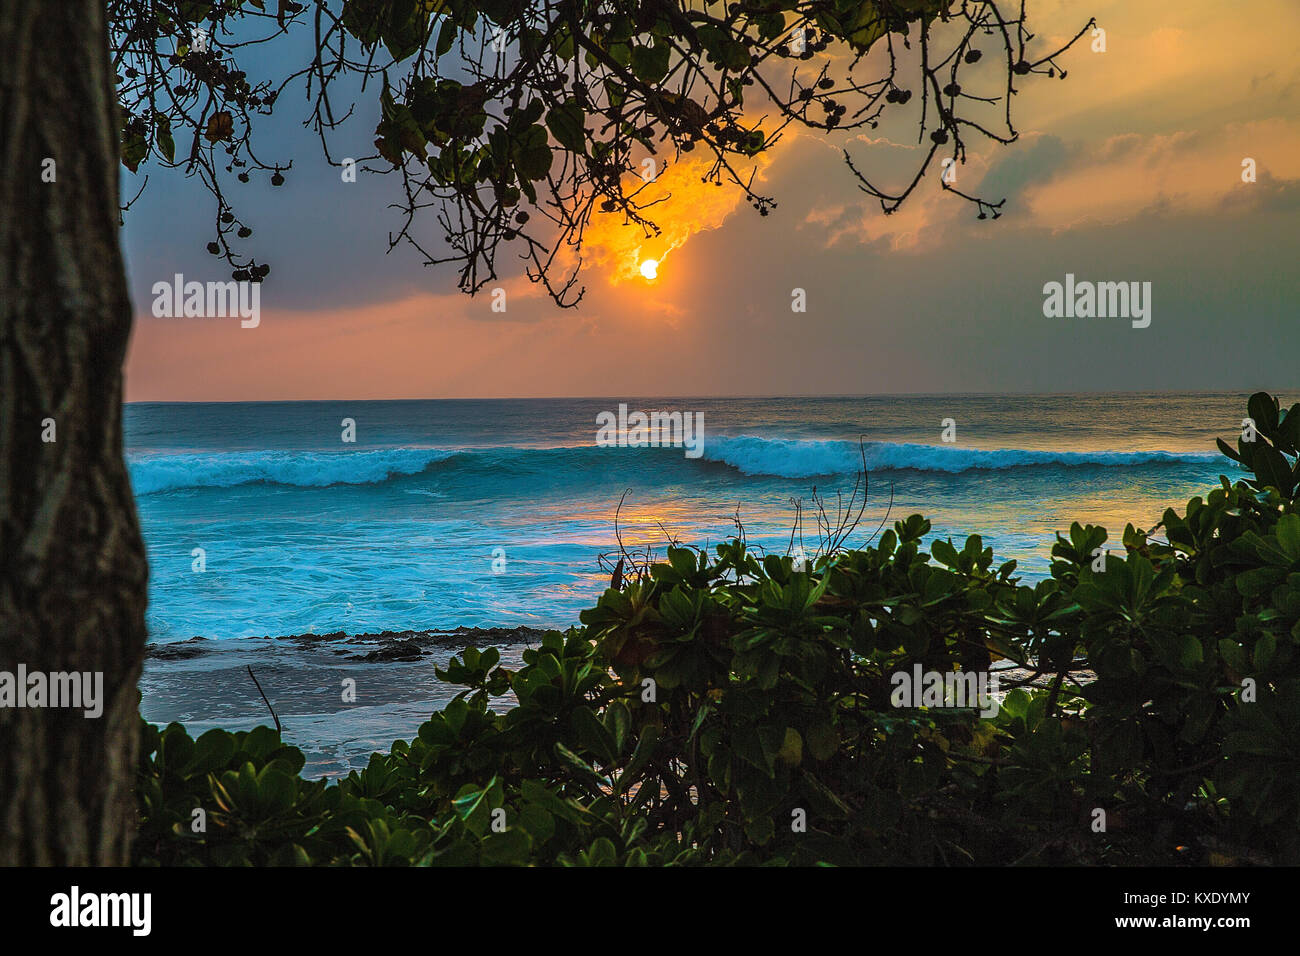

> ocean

[
  {"left": 127, "top": 392, "right": 1246, "bottom": 641},
  {"left": 128, "top": 392, "right": 1253, "bottom": 771}
]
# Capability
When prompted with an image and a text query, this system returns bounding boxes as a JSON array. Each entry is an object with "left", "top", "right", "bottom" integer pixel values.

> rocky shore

[{"left": 139, "top": 626, "right": 549, "bottom": 777}]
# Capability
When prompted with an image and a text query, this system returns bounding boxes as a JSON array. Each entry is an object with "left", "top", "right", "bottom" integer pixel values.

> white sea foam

[
  {"left": 127, "top": 438, "right": 1228, "bottom": 494},
  {"left": 129, "top": 448, "right": 457, "bottom": 494},
  {"left": 703, "top": 436, "right": 1224, "bottom": 478}
]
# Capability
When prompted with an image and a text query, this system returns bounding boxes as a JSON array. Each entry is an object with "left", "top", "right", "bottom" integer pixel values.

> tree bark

[{"left": 0, "top": 0, "right": 148, "bottom": 864}]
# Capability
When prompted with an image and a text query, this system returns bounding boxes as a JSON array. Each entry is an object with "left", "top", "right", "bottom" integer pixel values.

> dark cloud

[{"left": 976, "top": 134, "right": 1071, "bottom": 208}]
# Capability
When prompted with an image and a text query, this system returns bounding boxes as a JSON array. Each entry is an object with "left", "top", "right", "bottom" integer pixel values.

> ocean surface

[
  {"left": 128, "top": 392, "right": 1260, "bottom": 772},
  {"left": 127, "top": 393, "right": 1250, "bottom": 642}
]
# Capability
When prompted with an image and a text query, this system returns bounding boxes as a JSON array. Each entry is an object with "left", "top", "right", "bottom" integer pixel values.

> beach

[{"left": 140, "top": 627, "right": 543, "bottom": 776}]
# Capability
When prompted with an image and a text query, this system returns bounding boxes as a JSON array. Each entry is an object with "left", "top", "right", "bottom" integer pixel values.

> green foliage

[{"left": 135, "top": 393, "right": 1300, "bottom": 865}]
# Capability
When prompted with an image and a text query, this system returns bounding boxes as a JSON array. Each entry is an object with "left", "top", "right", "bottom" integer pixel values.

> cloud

[
  {"left": 799, "top": 136, "right": 997, "bottom": 252},
  {"left": 977, "top": 135, "right": 1071, "bottom": 201},
  {"left": 795, "top": 117, "right": 1300, "bottom": 249},
  {"left": 1019, "top": 119, "right": 1300, "bottom": 231}
]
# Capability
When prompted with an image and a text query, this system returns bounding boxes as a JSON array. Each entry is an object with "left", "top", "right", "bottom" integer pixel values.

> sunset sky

[{"left": 121, "top": 0, "right": 1300, "bottom": 401}]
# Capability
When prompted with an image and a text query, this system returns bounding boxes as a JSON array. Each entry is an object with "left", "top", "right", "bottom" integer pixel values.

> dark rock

[
  {"left": 349, "top": 639, "right": 425, "bottom": 663},
  {"left": 146, "top": 637, "right": 210, "bottom": 661}
]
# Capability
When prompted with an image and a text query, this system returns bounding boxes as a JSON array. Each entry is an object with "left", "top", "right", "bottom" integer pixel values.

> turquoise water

[{"left": 126, "top": 392, "right": 1254, "bottom": 642}]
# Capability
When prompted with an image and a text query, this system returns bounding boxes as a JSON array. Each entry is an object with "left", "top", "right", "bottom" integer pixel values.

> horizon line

[{"left": 123, "top": 387, "right": 1274, "bottom": 405}]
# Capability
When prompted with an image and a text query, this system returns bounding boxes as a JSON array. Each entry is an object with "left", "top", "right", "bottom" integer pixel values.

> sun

[{"left": 639, "top": 258, "right": 659, "bottom": 281}]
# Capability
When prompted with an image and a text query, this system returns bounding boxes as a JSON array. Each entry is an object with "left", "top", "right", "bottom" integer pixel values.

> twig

[{"left": 246, "top": 665, "right": 282, "bottom": 734}]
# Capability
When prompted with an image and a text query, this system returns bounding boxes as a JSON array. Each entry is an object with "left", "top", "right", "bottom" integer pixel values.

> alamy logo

[
  {"left": 0, "top": 666, "right": 103, "bottom": 718},
  {"left": 1042, "top": 273, "right": 1151, "bottom": 328},
  {"left": 50, "top": 886, "right": 151, "bottom": 936},
  {"left": 890, "top": 664, "right": 1000, "bottom": 718},
  {"left": 151, "top": 273, "right": 260, "bottom": 328},
  {"left": 596, "top": 404, "right": 704, "bottom": 459}
]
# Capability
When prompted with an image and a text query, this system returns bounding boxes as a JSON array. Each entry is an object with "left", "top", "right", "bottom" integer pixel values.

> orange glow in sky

[{"left": 580, "top": 148, "right": 774, "bottom": 286}]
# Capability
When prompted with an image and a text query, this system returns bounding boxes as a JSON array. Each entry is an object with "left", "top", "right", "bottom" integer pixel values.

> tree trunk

[{"left": 0, "top": 0, "right": 148, "bottom": 864}]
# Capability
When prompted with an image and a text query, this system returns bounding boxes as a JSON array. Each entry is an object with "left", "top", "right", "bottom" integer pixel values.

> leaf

[
  {"left": 546, "top": 101, "right": 586, "bottom": 153},
  {"left": 745, "top": 815, "right": 775, "bottom": 846},
  {"left": 1176, "top": 633, "right": 1203, "bottom": 670},
  {"left": 842, "top": 2, "right": 889, "bottom": 53},
  {"left": 553, "top": 26, "right": 576, "bottom": 61},
  {"left": 1247, "top": 392, "right": 1279, "bottom": 437},
  {"left": 930, "top": 539, "right": 960, "bottom": 568},
  {"left": 1254, "top": 632, "right": 1277, "bottom": 669},
  {"left": 520, "top": 779, "right": 591, "bottom": 825},
  {"left": 1236, "top": 567, "right": 1283, "bottom": 598},
  {"left": 203, "top": 111, "right": 234, "bottom": 143},
  {"left": 586, "top": 836, "right": 618, "bottom": 866},
  {"left": 571, "top": 705, "right": 617, "bottom": 765},
  {"left": 1277, "top": 402, "right": 1300, "bottom": 453},
  {"left": 451, "top": 780, "right": 492, "bottom": 824},
  {"left": 776, "top": 727, "right": 803, "bottom": 766},
  {"left": 480, "top": 827, "right": 532, "bottom": 866},
  {"left": 1216, "top": 437, "right": 1242, "bottom": 463},
  {"left": 512, "top": 125, "right": 553, "bottom": 182},
  {"left": 120, "top": 130, "right": 149, "bottom": 173},
  {"left": 735, "top": 724, "right": 782, "bottom": 778},
  {"left": 1275, "top": 514, "right": 1300, "bottom": 560},
  {"left": 257, "top": 767, "right": 297, "bottom": 814},
  {"left": 800, "top": 772, "right": 854, "bottom": 820},
  {"left": 375, "top": 85, "right": 426, "bottom": 165},
  {"left": 806, "top": 723, "right": 839, "bottom": 761},
  {"left": 604, "top": 699, "right": 631, "bottom": 752},
  {"left": 630, "top": 42, "right": 670, "bottom": 83},
  {"left": 1252, "top": 444, "right": 1294, "bottom": 496},
  {"left": 435, "top": 19, "right": 456, "bottom": 57},
  {"left": 687, "top": 702, "right": 712, "bottom": 744},
  {"left": 554, "top": 742, "right": 610, "bottom": 795},
  {"left": 515, "top": 805, "right": 555, "bottom": 844},
  {"left": 617, "top": 724, "right": 660, "bottom": 794},
  {"left": 157, "top": 128, "right": 176, "bottom": 163},
  {"left": 1218, "top": 639, "right": 1249, "bottom": 674},
  {"left": 190, "top": 729, "right": 236, "bottom": 776}
]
